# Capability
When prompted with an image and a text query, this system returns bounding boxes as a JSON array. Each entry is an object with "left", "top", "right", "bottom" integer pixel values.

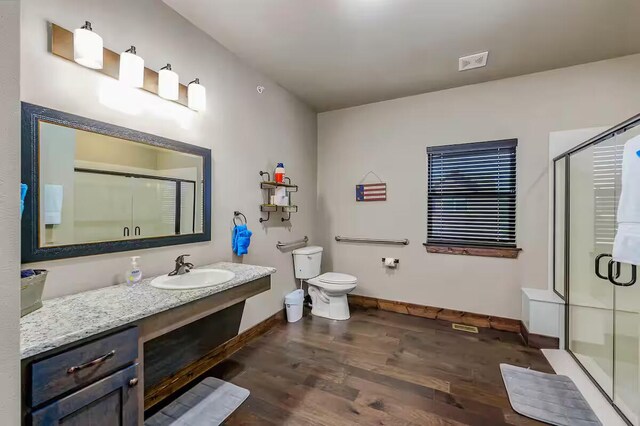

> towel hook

[{"left": 233, "top": 211, "right": 247, "bottom": 226}]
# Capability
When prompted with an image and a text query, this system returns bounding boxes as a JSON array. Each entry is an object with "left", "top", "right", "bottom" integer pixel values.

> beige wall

[
  {"left": 75, "top": 131, "right": 161, "bottom": 171},
  {"left": 0, "top": 1, "right": 21, "bottom": 423},
  {"left": 21, "top": 0, "right": 318, "bottom": 332},
  {"left": 318, "top": 54, "right": 640, "bottom": 319}
]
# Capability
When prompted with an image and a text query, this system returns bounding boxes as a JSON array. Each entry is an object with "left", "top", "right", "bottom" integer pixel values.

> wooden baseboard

[
  {"left": 520, "top": 323, "right": 560, "bottom": 349},
  {"left": 144, "top": 309, "right": 285, "bottom": 410},
  {"left": 348, "top": 294, "right": 521, "bottom": 333}
]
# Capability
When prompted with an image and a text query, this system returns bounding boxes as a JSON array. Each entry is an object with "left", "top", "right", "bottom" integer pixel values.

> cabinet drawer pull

[
  {"left": 129, "top": 377, "right": 139, "bottom": 387},
  {"left": 67, "top": 350, "right": 116, "bottom": 374}
]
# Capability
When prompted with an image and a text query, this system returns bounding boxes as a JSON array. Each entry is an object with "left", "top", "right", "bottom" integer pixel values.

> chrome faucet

[{"left": 168, "top": 254, "right": 194, "bottom": 276}]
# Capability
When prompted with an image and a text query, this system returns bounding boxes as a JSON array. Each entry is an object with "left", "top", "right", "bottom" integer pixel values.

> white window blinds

[{"left": 427, "top": 139, "right": 517, "bottom": 248}]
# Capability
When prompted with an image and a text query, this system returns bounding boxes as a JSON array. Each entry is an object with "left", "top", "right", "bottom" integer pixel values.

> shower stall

[{"left": 553, "top": 115, "right": 640, "bottom": 425}]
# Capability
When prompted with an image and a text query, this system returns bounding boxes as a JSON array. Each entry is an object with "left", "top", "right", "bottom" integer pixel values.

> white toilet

[{"left": 292, "top": 246, "right": 357, "bottom": 320}]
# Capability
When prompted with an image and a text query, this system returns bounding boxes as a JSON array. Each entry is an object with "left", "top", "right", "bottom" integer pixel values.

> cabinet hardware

[{"left": 67, "top": 350, "right": 116, "bottom": 374}]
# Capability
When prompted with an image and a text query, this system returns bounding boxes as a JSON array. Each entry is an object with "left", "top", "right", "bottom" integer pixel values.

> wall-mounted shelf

[
  {"left": 260, "top": 181, "right": 298, "bottom": 192},
  {"left": 259, "top": 171, "right": 299, "bottom": 223},
  {"left": 260, "top": 204, "right": 277, "bottom": 212}
]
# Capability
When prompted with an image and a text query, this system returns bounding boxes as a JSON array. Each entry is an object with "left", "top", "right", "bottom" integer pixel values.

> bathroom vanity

[{"left": 20, "top": 262, "right": 275, "bottom": 425}]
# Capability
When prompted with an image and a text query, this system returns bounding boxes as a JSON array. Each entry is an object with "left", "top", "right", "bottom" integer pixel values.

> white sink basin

[{"left": 150, "top": 269, "right": 235, "bottom": 290}]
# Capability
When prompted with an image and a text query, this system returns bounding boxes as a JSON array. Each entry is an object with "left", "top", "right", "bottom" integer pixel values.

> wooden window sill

[{"left": 424, "top": 244, "right": 521, "bottom": 259}]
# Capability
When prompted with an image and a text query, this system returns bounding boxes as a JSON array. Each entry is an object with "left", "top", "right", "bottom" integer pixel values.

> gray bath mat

[
  {"left": 500, "top": 364, "right": 601, "bottom": 426},
  {"left": 145, "top": 377, "right": 250, "bottom": 426}
]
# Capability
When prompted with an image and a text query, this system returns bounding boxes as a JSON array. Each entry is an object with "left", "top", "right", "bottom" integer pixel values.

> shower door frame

[{"left": 554, "top": 113, "right": 640, "bottom": 426}]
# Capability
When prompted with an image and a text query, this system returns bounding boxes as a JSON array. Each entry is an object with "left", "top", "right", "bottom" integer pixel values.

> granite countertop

[{"left": 21, "top": 262, "right": 276, "bottom": 359}]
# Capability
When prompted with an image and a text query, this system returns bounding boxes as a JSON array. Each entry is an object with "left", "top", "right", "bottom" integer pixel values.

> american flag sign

[{"left": 355, "top": 183, "right": 387, "bottom": 202}]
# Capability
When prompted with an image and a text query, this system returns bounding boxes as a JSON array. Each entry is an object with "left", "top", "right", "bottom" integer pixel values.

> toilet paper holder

[{"left": 381, "top": 258, "right": 399, "bottom": 265}]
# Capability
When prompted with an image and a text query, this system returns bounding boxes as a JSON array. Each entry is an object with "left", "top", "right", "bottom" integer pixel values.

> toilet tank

[{"left": 292, "top": 246, "right": 323, "bottom": 279}]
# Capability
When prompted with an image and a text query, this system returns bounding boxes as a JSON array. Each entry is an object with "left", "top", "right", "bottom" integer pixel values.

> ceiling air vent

[{"left": 458, "top": 51, "right": 489, "bottom": 71}]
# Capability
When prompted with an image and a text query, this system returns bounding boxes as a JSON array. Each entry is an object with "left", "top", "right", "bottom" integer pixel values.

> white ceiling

[{"left": 164, "top": 0, "right": 640, "bottom": 112}]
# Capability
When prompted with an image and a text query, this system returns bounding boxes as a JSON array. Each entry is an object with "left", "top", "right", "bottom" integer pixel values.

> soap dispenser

[{"left": 126, "top": 256, "right": 142, "bottom": 286}]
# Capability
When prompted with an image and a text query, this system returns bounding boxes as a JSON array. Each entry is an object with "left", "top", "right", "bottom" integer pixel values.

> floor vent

[{"left": 452, "top": 323, "right": 479, "bottom": 333}]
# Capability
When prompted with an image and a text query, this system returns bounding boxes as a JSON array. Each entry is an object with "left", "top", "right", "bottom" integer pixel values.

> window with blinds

[
  {"left": 427, "top": 139, "right": 517, "bottom": 248},
  {"left": 593, "top": 139, "right": 622, "bottom": 248}
]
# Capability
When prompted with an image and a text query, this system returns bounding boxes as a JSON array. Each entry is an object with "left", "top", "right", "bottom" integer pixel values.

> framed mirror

[{"left": 21, "top": 102, "right": 211, "bottom": 262}]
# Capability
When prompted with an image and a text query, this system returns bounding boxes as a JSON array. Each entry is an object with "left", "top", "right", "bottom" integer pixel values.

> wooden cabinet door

[{"left": 31, "top": 364, "right": 139, "bottom": 426}]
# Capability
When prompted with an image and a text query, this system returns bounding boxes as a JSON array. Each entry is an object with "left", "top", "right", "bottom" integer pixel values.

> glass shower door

[
  {"left": 567, "top": 136, "right": 617, "bottom": 398},
  {"left": 611, "top": 127, "right": 640, "bottom": 425},
  {"left": 560, "top": 118, "right": 640, "bottom": 425},
  {"left": 73, "top": 172, "right": 134, "bottom": 243},
  {"left": 131, "top": 178, "right": 177, "bottom": 238},
  {"left": 566, "top": 128, "right": 640, "bottom": 425}
]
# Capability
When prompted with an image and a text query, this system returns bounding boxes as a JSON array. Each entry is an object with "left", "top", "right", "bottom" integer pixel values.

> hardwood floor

[{"left": 152, "top": 307, "right": 555, "bottom": 425}]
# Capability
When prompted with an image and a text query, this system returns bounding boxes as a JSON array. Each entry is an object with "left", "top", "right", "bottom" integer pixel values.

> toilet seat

[
  {"left": 318, "top": 272, "right": 357, "bottom": 285},
  {"left": 307, "top": 272, "right": 358, "bottom": 294}
]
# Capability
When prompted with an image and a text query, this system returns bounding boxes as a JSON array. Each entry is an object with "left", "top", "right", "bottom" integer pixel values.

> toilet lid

[{"left": 318, "top": 272, "right": 357, "bottom": 285}]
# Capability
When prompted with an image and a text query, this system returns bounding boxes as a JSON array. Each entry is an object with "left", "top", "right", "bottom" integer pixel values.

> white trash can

[{"left": 285, "top": 289, "right": 304, "bottom": 323}]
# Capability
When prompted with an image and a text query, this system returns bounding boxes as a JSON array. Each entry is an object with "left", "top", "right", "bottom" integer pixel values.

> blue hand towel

[
  {"left": 237, "top": 227, "right": 252, "bottom": 255},
  {"left": 232, "top": 224, "right": 245, "bottom": 253},
  {"left": 232, "top": 224, "right": 252, "bottom": 256},
  {"left": 20, "top": 183, "right": 28, "bottom": 219}
]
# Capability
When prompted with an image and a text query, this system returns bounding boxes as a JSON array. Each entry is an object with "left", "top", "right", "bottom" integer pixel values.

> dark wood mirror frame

[{"left": 21, "top": 102, "right": 212, "bottom": 263}]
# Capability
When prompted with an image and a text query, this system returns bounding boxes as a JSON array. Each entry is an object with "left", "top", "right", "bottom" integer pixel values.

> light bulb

[
  {"left": 73, "top": 21, "right": 103, "bottom": 69},
  {"left": 188, "top": 78, "right": 206, "bottom": 111},
  {"left": 158, "top": 64, "right": 179, "bottom": 100},
  {"left": 119, "top": 46, "right": 144, "bottom": 88}
]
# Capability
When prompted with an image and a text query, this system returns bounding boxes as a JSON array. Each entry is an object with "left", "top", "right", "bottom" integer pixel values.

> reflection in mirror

[{"left": 39, "top": 121, "right": 204, "bottom": 248}]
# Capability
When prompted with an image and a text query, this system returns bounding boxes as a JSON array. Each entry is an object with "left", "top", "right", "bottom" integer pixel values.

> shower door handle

[
  {"left": 595, "top": 254, "right": 611, "bottom": 280},
  {"left": 607, "top": 259, "right": 637, "bottom": 287},
  {"left": 595, "top": 254, "right": 619, "bottom": 280}
]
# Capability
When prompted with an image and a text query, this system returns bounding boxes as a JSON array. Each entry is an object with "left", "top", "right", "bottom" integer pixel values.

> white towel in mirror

[
  {"left": 613, "top": 134, "right": 640, "bottom": 265},
  {"left": 44, "top": 184, "right": 64, "bottom": 225}
]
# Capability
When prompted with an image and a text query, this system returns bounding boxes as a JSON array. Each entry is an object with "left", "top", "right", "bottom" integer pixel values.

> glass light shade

[
  {"left": 188, "top": 81, "right": 206, "bottom": 111},
  {"left": 119, "top": 51, "right": 144, "bottom": 88},
  {"left": 158, "top": 68, "right": 179, "bottom": 100},
  {"left": 73, "top": 27, "right": 103, "bottom": 69}
]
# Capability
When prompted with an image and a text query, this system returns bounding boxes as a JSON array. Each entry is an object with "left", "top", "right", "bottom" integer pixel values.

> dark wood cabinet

[
  {"left": 24, "top": 327, "right": 140, "bottom": 426},
  {"left": 31, "top": 364, "right": 139, "bottom": 426},
  {"left": 30, "top": 328, "right": 139, "bottom": 407}
]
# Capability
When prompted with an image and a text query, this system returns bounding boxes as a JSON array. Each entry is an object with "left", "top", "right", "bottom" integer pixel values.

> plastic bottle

[
  {"left": 126, "top": 256, "right": 142, "bottom": 286},
  {"left": 274, "top": 162, "right": 285, "bottom": 183}
]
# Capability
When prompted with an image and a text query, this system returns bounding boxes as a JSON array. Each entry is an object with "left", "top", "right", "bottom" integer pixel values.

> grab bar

[
  {"left": 276, "top": 236, "right": 309, "bottom": 249},
  {"left": 335, "top": 236, "right": 409, "bottom": 245}
]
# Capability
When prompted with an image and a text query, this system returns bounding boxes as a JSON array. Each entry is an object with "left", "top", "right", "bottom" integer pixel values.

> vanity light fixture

[
  {"left": 73, "top": 21, "right": 103, "bottom": 69},
  {"left": 158, "top": 64, "right": 179, "bottom": 100},
  {"left": 187, "top": 78, "right": 206, "bottom": 111},
  {"left": 119, "top": 46, "right": 144, "bottom": 88}
]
